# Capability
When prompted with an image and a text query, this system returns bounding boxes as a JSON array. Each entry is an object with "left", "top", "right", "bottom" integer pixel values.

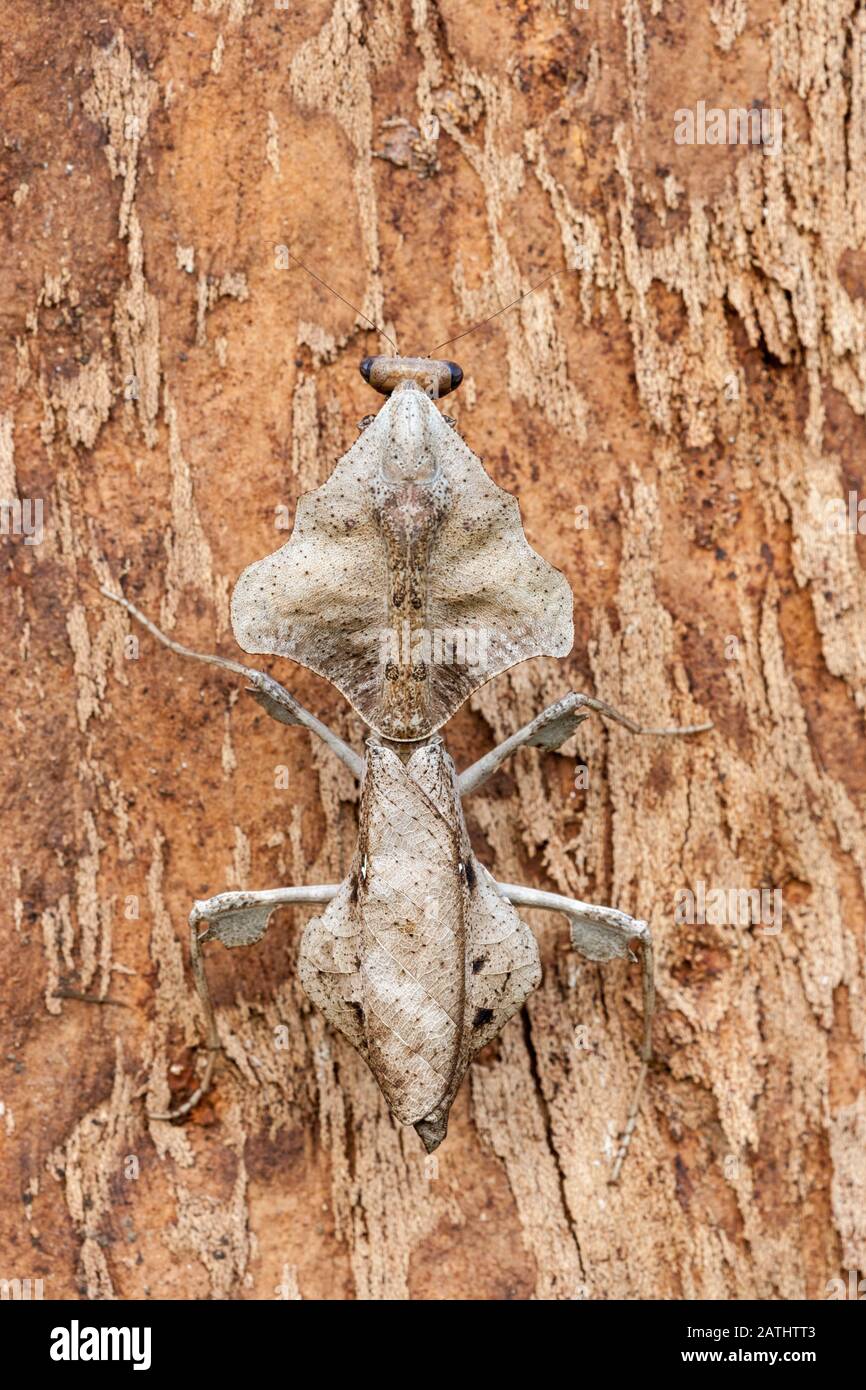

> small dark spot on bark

[
  {"left": 472, "top": 956, "right": 487, "bottom": 974},
  {"left": 473, "top": 1007, "right": 494, "bottom": 1027},
  {"left": 674, "top": 1153, "right": 693, "bottom": 1210}
]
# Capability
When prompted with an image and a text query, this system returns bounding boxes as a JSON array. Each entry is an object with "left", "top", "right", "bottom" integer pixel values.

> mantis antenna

[
  {"left": 285, "top": 251, "right": 559, "bottom": 362},
  {"left": 423, "top": 269, "right": 560, "bottom": 356},
  {"left": 286, "top": 251, "right": 399, "bottom": 352}
]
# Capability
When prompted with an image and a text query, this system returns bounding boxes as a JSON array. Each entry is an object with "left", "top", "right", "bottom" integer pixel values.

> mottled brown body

[
  {"left": 373, "top": 450, "right": 449, "bottom": 737},
  {"left": 230, "top": 361, "right": 571, "bottom": 1139},
  {"left": 299, "top": 737, "right": 540, "bottom": 1149}
]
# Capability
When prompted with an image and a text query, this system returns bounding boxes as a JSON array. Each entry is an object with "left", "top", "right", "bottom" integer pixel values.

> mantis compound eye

[{"left": 359, "top": 355, "right": 464, "bottom": 399}]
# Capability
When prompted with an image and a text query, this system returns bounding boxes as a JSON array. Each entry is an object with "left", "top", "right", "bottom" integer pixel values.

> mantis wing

[{"left": 298, "top": 738, "right": 541, "bottom": 1150}]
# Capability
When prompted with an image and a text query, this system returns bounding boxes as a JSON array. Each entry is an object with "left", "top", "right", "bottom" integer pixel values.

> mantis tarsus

[{"left": 103, "top": 350, "right": 710, "bottom": 1182}]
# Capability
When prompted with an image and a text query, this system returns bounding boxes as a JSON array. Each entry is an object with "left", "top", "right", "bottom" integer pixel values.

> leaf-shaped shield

[{"left": 231, "top": 380, "right": 573, "bottom": 740}]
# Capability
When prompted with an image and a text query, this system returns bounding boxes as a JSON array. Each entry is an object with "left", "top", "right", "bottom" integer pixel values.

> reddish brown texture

[{"left": 1, "top": 0, "right": 865, "bottom": 1301}]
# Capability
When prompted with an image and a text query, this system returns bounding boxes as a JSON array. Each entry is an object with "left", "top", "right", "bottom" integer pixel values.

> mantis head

[{"left": 359, "top": 354, "right": 463, "bottom": 399}]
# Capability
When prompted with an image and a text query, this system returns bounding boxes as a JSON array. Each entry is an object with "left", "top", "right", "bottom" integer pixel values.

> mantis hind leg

[{"left": 149, "top": 885, "right": 341, "bottom": 1122}]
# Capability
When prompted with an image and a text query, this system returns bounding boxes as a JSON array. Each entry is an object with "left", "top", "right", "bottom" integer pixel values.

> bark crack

[{"left": 520, "top": 1007, "right": 587, "bottom": 1285}]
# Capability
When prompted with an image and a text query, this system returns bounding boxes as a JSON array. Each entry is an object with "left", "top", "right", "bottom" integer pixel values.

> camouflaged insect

[{"left": 105, "top": 352, "right": 710, "bottom": 1176}]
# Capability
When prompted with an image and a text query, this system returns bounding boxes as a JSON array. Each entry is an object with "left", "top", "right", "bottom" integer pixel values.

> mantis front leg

[
  {"left": 458, "top": 691, "right": 712, "bottom": 797},
  {"left": 497, "top": 881, "right": 654, "bottom": 1185},
  {"left": 100, "top": 588, "right": 364, "bottom": 779}
]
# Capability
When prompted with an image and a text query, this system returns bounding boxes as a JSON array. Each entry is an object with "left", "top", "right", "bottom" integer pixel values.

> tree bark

[{"left": 1, "top": 0, "right": 865, "bottom": 1301}]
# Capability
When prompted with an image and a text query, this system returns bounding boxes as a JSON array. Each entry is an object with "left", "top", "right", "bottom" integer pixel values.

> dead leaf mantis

[{"left": 102, "top": 328, "right": 710, "bottom": 1181}]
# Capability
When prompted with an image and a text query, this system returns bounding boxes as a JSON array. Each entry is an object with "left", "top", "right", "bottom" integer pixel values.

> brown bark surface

[{"left": 2, "top": 0, "right": 865, "bottom": 1301}]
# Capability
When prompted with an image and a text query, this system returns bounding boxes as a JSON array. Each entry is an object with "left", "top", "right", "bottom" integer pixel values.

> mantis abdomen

[{"left": 299, "top": 737, "right": 541, "bottom": 1150}]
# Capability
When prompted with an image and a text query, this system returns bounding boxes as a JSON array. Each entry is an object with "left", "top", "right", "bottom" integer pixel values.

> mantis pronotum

[{"left": 103, "top": 328, "right": 710, "bottom": 1181}]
